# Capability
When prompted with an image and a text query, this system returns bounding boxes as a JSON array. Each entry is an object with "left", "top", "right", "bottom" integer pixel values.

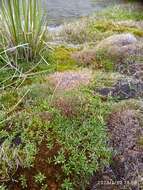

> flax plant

[{"left": 0, "top": 0, "right": 48, "bottom": 62}]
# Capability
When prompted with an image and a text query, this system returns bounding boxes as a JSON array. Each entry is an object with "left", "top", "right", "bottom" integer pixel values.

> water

[{"left": 42, "top": 0, "right": 124, "bottom": 25}]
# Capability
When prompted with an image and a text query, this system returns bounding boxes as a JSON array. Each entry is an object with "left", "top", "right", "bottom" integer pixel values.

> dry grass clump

[
  {"left": 52, "top": 92, "right": 85, "bottom": 118},
  {"left": 39, "top": 111, "right": 53, "bottom": 123},
  {"left": 47, "top": 69, "right": 93, "bottom": 91},
  {"left": 59, "top": 18, "right": 92, "bottom": 44},
  {"left": 71, "top": 49, "right": 96, "bottom": 65}
]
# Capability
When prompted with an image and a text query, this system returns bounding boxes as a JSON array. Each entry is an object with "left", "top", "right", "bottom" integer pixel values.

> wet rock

[
  {"left": 96, "top": 79, "right": 143, "bottom": 100},
  {"left": 112, "top": 79, "right": 143, "bottom": 99}
]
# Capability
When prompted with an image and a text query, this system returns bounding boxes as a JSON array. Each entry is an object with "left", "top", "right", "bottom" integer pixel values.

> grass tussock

[{"left": 0, "top": 0, "right": 48, "bottom": 62}]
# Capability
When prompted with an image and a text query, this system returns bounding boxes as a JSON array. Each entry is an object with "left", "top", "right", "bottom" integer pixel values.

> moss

[
  {"left": 89, "top": 20, "right": 143, "bottom": 37},
  {"left": 0, "top": 91, "right": 19, "bottom": 110},
  {"left": 137, "top": 136, "right": 143, "bottom": 147},
  {"left": 49, "top": 46, "right": 78, "bottom": 72}
]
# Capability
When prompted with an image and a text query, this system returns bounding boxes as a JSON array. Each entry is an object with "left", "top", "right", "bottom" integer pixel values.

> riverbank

[{"left": 0, "top": 1, "right": 143, "bottom": 190}]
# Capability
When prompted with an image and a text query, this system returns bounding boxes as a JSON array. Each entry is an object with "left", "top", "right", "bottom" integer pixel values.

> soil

[{"left": 8, "top": 141, "right": 64, "bottom": 190}]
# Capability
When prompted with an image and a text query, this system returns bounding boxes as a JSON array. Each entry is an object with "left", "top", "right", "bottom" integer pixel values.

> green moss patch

[
  {"left": 89, "top": 20, "right": 143, "bottom": 37},
  {"left": 49, "top": 46, "right": 78, "bottom": 72}
]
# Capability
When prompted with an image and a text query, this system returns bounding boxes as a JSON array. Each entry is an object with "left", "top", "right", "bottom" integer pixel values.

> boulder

[
  {"left": 117, "top": 62, "right": 143, "bottom": 81},
  {"left": 96, "top": 78, "right": 143, "bottom": 100},
  {"left": 72, "top": 34, "right": 143, "bottom": 71},
  {"left": 96, "top": 33, "right": 137, "bottom": 50},
  {"left": 113, "top": 42, "right": 143, "bottom": 60}
]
